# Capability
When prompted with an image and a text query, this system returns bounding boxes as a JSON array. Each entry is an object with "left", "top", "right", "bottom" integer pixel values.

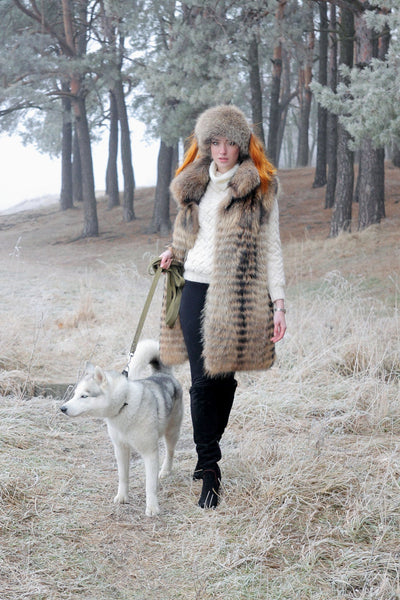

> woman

[{"left": 159, "top": 105, "right": 286, "bottom": 509}]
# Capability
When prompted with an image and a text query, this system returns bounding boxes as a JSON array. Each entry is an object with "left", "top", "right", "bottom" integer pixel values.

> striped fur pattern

[{"left": 160, "top": 156, "right": 276, "bottom": 375}]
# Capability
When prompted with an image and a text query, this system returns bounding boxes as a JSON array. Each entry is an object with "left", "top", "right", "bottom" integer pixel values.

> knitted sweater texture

[{"left": 184, "top": 161, "right": 238, "bottom": 284}]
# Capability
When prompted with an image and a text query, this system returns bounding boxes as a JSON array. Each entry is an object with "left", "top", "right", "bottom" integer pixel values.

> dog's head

[{"left": 60, "top": 363, "right": 111, "bottom": 418}]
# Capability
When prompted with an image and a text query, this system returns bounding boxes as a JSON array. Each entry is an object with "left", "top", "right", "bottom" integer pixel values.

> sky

[{"left": 0, "top": 119, "right": 158, "bottom": 213}]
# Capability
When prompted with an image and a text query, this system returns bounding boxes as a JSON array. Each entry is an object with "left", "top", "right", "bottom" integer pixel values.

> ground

[{"left": 0, "top": 165, "right": 399, "bottom": 600}]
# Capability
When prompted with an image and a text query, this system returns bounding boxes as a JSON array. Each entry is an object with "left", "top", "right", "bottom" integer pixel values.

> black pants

[{"left": 179, "top": 280, "right": 237, "bottom": 469}]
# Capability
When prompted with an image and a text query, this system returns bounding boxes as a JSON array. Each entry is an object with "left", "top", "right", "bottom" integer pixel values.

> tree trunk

[
  {"left": 60, "top": 84, "right": 73, "bottom": 210},
  {"left": 330, "top": 125, "right": 354, "bottom": 236},
  {"left": 329, "top": 7, "right": 354, "bottom": 237},
  {"left": 358, "top": 140, "right": 385, "bottom": 229},
  {"left": 296, "top": 12, "right": 314, "bottom": 168},
  {"left": 392, "top": 144, "right": 400, "bottom": 168},
  {"left": 72, "top": 94, "right": 99, "bottom": 237},
  {"left": 72, "top": 124, "right": 83, "bottom": 204},
  {"left": 325, "top": 4, "right": 338, "bottom": 209},
  {"left": 106, "top": 89, "right": 120, "bottom": 209},
  {"left": 377, "top": 147, "right": 385, "bottom": 221},
  {"left": 113, "top": 77, "right": 135, "bottom": 222},
  {"left": 171, "top": 144, "right": 179, "bottom": 179},
  {"left": 355, "top": 5, "right": 384, "bottom": 230},
  {"left": 313, "top": 1, "right": 328, "bottom": 188},
  {"left": 276, "top": 47, "right": 292, "bottom": 166},
  {"left": 248, "top": 34, "right": 265, "bottom": 146},
  {"left": 296, "top": 64, "right": 312, "bottom": 167},
  {"left": 147, "top": 140, "right": 173, "bottom": 235},
  {"left": 354, "top": 151, "right": 361, "bottom": 204},
  {"left": 267, "top": 0, "right": 286, "bottom": 165},
  {"left": 62, "top": 0, "right": 98, "bottom": 237}
]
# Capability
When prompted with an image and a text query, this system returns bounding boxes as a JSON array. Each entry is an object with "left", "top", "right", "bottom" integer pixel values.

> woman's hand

[
  {"left": 160, "top": 249, "right": 173, "bottom": 270},
  {"left": 271, "top": 301, "right": 286, "bottom": 343}
]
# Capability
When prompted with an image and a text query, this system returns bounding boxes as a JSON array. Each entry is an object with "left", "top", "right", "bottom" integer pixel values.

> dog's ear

[
  {"left": 94, "top": 366, "right": 106, "bottom": 386},
  {"left": 84, "top": 361, "right": 95, "bottom": 374}
]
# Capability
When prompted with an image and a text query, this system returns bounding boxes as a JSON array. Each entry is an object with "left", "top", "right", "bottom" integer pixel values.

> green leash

[{"left": 122, "top": 257, "right": 184, "bottom": 377}]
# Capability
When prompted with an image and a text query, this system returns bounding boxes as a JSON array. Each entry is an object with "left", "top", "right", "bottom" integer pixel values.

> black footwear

[
  {"left": 190, "top": 383, "right": 222, "bottom": 470},
  {"left": 192, "top": 460, "right": 203, "bottom": 480},
  {"left": 198, "top": 466, "right": 221, "bottom": 509},
  {"left": 193, "top": 468, "right": 203, "bottom": 480}
]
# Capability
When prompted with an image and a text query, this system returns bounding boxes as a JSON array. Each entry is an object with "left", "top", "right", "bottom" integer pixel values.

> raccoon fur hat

[{"left": 195, "top": 104, "right": 252, "bottom": 158}]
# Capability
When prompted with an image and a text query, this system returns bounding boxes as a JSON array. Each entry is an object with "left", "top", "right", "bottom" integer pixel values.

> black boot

[
  {"left": 190, "top": 382, "right": 222, "bottom": 479},
  {"left": 192, "top": 460, "right": 203, "bottom": 481},
  {"left": 191, "top": 377, "right": 237, "bottom": 481},
  {"left": 216, "top": 377, "right": 237, "bottom": 441},
  {"left": 198, "top": 464, "right": 221, "bottom": 509}
]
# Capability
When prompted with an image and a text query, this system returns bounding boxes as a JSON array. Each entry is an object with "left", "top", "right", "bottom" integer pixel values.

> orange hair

[
  {"left": 175, "top": 132, "right": 276, "bottom": 194},
  {"left": 248, "top": 134, "right": 276, "bottom": 194},
  {"left": 175, "top": 136, "right": 199, "bottom": 176}
]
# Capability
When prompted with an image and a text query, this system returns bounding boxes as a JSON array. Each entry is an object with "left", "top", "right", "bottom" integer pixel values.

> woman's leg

[
  {"left": 179, "top": 281, "right": 237, "bottom": 507},
  {"left": 178, "top": 280, "right": 208, "bottom": 385}
]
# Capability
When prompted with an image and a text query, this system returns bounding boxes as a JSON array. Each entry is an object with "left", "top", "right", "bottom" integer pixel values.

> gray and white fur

[{"left": 60, "top": 340, "right": 183, "bottom": 516}]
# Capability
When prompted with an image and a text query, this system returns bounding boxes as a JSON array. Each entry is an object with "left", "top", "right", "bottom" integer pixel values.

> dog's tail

[{"left": 127, "top": 339, "right": 171, "bottom": 380}]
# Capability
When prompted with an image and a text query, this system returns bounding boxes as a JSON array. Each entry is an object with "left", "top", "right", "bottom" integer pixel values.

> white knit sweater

[{"left": 184, "top": 161, "right": 285, "bottom": 301}]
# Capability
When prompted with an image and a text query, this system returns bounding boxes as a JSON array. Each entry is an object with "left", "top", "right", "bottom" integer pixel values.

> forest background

[{"left": 1, "top": 0, "right": 400, "bottom": 237}]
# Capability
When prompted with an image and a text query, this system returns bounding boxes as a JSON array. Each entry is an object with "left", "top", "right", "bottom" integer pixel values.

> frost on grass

[{"left": 0, "top": 197, "right": 400, "bottom": 598}]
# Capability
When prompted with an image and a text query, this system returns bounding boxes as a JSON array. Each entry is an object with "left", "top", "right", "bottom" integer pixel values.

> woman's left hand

[
  {"left": 160, "top": 249, "right": 173, "bottom": 270},
  {"left": 271, "top": 310, "right": 286, "bottom": 343}
]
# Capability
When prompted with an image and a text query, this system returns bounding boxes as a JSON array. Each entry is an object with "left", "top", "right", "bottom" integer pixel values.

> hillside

[{"left": 0, "top": 165, "right": 399, "bottom": 599}]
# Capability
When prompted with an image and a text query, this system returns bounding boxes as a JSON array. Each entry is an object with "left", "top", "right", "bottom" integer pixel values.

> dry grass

[{"left": 1, "top": 169, "right": 400, "bottom": 599}]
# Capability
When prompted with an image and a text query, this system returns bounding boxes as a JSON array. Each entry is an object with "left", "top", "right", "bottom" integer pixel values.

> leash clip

[{"left": 121, "top": 352, "right": 134, "bottom": 378}]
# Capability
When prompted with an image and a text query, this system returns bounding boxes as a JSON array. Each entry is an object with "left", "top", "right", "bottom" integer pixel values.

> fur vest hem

[{"left": 160, "top": 157, "right": 277, "bottom": 375}]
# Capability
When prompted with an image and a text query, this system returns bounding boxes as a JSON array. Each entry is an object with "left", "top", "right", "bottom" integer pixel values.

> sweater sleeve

[{"left": 266, "top": 197, "right": 286, "bottom": 302}]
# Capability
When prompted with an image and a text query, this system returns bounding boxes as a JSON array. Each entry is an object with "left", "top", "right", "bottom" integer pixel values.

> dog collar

[{"left": 118, "top": 402, "right": 128, "bottom": 415}]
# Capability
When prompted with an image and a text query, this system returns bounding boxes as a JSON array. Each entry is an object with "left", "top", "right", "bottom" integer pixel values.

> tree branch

[
  {"left": 12, "top": 0, "right": 75, "bottom": 57},
  {"left": 0, "top": 101, "right": 42, "bottom": 116}
]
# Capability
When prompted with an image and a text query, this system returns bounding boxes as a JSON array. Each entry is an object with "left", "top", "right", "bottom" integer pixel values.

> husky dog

[{"left": 60, "top": 340, "right": 183, "bottom": 516}]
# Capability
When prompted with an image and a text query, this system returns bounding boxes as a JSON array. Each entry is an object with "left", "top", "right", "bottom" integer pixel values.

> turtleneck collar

[{"left": 209, "top": 160, "right": 239, "bottom": 190}]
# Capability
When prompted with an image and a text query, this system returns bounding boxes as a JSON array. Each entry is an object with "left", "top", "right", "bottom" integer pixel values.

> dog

[{"left": 60, "top": 340, "right": 183, "bottom": 516}]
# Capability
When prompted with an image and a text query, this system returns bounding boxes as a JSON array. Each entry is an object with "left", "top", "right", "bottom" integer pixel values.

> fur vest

[{"left": 159, "top": 156, "right": 279, "bottom": 376}]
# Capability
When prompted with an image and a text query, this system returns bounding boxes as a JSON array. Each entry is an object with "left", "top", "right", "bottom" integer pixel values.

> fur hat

[{"left": 195, "top": 105, "right": 252, "bottom": 158}]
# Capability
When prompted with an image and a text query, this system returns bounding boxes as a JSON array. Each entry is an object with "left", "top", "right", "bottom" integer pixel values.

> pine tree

[
  {"left": 312, "top": 0, "right": 400, "bottom": 231},
  {"left": 2, "top": 0, "right": 99, "bottom": 236}
]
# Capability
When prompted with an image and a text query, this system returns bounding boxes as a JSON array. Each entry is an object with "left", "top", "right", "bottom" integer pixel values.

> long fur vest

[{"left": 159, "top": 156, "right": 277, "bottom": 376}]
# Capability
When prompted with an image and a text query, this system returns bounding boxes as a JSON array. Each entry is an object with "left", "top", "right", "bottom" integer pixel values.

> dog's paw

[
  {"left": 145, "top": 502, "right": 160, "bottom": 517},
  {"left": 114, "top": 493, "right": 129, "bottom": 504},
  {"left": 159, "top": 467, "right": 171, "bottom": 479}
]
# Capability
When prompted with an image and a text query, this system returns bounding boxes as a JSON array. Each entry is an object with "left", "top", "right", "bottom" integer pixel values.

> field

[{"left": 1, "top": 165, "right": 400, "bottom": 599}]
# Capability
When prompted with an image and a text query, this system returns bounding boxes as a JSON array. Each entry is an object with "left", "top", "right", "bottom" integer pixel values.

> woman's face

[{"left": 210, "top": 137, "right": 239, "bottom": 173}]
